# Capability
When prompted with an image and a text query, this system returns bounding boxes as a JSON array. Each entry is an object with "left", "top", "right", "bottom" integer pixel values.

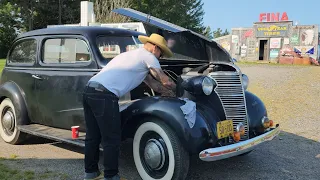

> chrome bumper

[{"left": 199, "top": 125, "right": 280, "bottom": 161}]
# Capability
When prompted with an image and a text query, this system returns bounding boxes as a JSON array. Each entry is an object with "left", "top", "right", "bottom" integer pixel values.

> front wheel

[
  {"left": 133, "top": 120, "right": 189, "bottom": 180},
  {"left": 0, "top": 98, "right": 26, "bottom": 144}
]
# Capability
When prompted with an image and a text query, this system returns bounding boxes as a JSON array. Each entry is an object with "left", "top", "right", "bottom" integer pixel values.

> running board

[{"left": 18, "top": 124, "right": 86, "bottom": 148}]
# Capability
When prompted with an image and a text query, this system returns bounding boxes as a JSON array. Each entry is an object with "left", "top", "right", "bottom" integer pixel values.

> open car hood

[{"left": 112, "top": 8, "right": 232, "bottom": 63}]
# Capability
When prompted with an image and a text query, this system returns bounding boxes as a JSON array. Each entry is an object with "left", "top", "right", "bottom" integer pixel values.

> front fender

[
  {"left": 245, "top": 91, "right": 268, "bottom": 136},
  {"left": 0, "top": 81, "right": 29, "bottom": 125},
  {"left": 120, "top": 97, "right": 216, "bottom": 154}
]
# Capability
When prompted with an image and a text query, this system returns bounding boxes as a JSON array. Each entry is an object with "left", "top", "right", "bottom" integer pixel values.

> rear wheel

[
  {"left": 133, "top": 120, "right": 189, "bottom": 180},
  {"left": 0, "top": 98, "right": 26, "bottom": 144}
]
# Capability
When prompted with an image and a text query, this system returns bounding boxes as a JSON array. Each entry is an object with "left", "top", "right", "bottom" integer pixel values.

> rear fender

[
  {"left": 120, "top": 97, "right": 214, "bottom": 154},
  {"left": 0, "top": 81, "right": 30, "bottom": 125}
]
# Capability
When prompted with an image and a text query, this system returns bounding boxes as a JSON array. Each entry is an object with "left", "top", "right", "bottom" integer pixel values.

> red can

[{"left": 71, "top": 126, "right": 80, "bottom": 139}]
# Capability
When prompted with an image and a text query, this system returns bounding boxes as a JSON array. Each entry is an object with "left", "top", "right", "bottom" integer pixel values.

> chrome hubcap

[
  {"left": 144, "top": 139, "right": 165, "bottom": 170},
  {"left": 2, "top": 110, "right": 14, "bottom": 132}
]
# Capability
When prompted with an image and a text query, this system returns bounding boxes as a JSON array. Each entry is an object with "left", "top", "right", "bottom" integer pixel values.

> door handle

[{"left": 32, "top": 75, "right": 42, "bottom": 80}]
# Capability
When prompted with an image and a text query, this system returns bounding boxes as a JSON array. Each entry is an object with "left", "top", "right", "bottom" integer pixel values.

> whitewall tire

[
  {"left": 133, "top": 120, "right": 189, "bottom": 180},
  {"left": 0, "top": 98, "right": 25, "bottom": 144}
]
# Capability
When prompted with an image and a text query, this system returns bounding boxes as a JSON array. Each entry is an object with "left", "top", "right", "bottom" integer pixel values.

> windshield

[{"left": 96, "top": 34, "right": 209, "bottom": 62}]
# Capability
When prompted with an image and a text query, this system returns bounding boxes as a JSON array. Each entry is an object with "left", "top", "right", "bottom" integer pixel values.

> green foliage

[
  {"left": 0, "top": 0, "right": 82, "bottom": 57},
  {"left": 3, "top": 0, "right": 82, "bottom": 31},
  {"left": 213, "top": 28, "right": 230, "bottom": 39},
  {"left": 203, "top": 26, "right": 213, "bottom": 39},
  {"left": 131, "top": 0, "right": 205, "bottom": 33},
  {"left": 0, "top": 59, "right": 5, "bottom": 73},
  {"left": 0, "top": 2, "right": 22, "bottom": 58},
  {"left": 0, "top": 0, "right": 213, "bottom": 58},
  {"left": 92, "top": 0, "right": 133, "bottom": 23}
]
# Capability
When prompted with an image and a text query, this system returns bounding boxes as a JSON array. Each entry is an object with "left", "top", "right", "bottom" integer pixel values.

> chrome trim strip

[
  {"left": 56, "top": 99, "right": 141, "bottom": 113},
  {"left": 5, "top": 66, "right": 101, "bottom": 72},
  {"left": 199, "top": 126, "right": 280, "bottom": 162},
  {"left": 57, "top": 108, "right": 83, "bottom": 113}
]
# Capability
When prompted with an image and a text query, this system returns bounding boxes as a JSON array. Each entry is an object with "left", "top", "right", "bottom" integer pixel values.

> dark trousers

[{"left": 82, "top": 82, "right": 121, "bottom": 178}]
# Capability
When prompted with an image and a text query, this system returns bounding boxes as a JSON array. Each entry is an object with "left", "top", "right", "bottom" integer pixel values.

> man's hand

[
  {"left": 144, "top": 74, "right": 175, "bottom": 97},
  {"left": 149, "top": 67, "right": 176, "bottom": 91}
]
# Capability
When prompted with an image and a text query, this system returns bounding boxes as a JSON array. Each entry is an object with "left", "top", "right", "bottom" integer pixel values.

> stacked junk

[{"left": 279, "top": 45, "right": 319, "bottom": 66}]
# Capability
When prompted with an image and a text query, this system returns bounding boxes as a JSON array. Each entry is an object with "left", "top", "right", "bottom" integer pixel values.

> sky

[{"left": 202, "top": 0, "right": 320, "bottom": 32}]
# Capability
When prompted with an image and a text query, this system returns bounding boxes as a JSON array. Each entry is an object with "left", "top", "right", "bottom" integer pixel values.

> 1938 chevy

[{"left": 0, "top": 8, "right": 280, "bottom": 180}]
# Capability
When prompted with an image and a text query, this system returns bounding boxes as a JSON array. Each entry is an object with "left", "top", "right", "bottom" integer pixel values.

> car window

[
  {"left": 96, "top": 36, "right": 142, "bottom": 60},
  {"left": 43, "top": 38, "right": 91, "bottom": 64},
  {"left": 9, "top": 39, "right": 37, "bottom": 64}
]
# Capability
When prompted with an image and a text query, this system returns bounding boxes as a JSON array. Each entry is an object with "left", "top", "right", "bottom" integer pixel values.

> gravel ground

[{"left": 0, "top": 63, "right": 320, "bottom": 180}]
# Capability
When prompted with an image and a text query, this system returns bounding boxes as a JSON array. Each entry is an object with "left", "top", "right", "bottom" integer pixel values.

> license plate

[{"left": 217, "top": 120, "right": 234, "bottom": 139}]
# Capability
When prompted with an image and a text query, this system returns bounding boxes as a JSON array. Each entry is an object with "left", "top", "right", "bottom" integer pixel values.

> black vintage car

[{"left": 0, "top": 8, "right": 280, "bottom": 180}]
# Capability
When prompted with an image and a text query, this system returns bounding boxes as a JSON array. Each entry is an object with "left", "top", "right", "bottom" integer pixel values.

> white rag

[{"left": 179, "top": 98, "right": 196, "bottom": 128}]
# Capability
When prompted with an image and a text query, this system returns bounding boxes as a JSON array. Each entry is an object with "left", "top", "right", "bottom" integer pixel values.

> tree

[
  {"left": 3, "top": 0, "right": 82, "bottom": 31},
  {"left": 203, "top": 26, "right": 213, "bottom": 39},
  {"left": 222, "top": 29, "right": 229, "bottom": 36},
  {"left": 212, "top": 28, "right": 230, "bottom": 38},
  {"left": 1, "top": 0, "right": 207, "bottom": 37},
  {"left": 92, "top": 0, "right": 133, "bottom": 23},
  {"left": 0, "top": 2, "right": 23, "bottom": 58},
  {"left": 131, "top": 0, "right": 205, "bottom": 34},
  {"left": 213, "top": 28, "right": 222, "bottom": 38}
]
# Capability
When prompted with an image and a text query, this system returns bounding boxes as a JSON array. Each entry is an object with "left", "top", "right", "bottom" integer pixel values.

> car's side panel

[
  {"left": 33, "top": 35, "right": 99, "bottom": 129},
  {"left": 245, "top": 91, "right": 268, "bottom": 136},
  {"left": 34, "top": 69, "right": 97, "bottom": 129},
  {"left": 120, "top": 97, "right": 217, "bottom": 154}
]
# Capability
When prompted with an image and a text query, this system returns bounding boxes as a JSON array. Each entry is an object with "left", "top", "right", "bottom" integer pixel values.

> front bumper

[{"left": 199, "top": 125, "right": 280, "bottom": 161}]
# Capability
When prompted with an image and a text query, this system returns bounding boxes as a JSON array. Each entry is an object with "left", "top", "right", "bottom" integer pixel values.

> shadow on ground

[{"left": 4, "top": 131, "right": 320, "bottom": 180}]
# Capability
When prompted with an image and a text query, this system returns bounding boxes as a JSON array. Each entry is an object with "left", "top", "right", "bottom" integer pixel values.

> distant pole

[{"left": 59, "top": 0, "right": 62, "bottom": 24}]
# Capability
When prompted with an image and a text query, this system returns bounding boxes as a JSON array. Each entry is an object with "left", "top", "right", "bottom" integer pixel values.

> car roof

[{"left": 16, "top": 26, "right": 146, "bottom": 40}]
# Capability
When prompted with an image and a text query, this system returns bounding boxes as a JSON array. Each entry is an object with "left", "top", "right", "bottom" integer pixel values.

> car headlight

[
  {"left": 241, "top": 74, "right": 249, "bottom": 90},
  {"left": 181, "top": 76, "right": 216, "bottom": 96},
  {"left": 202, "top": 76, "right": 214, "bottom": 95}
]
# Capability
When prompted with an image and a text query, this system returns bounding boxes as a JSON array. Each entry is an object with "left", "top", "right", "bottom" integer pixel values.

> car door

[
  {"left": 3, "top": 38, "right": 39, "bottom": 123},
  {"left": 33, "top": 35, "right": 98, "bottom": 130}
]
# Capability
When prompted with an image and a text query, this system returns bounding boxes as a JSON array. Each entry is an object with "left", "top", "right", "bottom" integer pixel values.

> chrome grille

[{"left": 209, "top": 72, "right": 249, "bottom": 140}]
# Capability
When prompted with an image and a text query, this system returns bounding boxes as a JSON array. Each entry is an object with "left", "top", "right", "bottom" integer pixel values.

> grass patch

[
  {"left": 0, "top": 157, "right": 69, "bottom": 180},
  {"left": 38, "top": 169, "right": 55, "bottom": 179},
  {"left": 9, "top": 154, "right": 18, "bottom": 160},
  {"left": 0, "top": 158, "right": 35, "bottom": 180},
  {"left": 0, "top": 59, "right": 5, "bottom": 73}
]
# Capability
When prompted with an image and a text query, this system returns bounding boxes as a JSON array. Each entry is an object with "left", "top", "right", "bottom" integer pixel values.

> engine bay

[{"left": 130, "top": 61, "right": 239, "bottom": 100}]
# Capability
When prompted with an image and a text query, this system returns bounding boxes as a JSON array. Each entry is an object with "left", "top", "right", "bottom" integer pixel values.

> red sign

[{"left": 259, "top": 12, "right": 289, "bottom": 22}]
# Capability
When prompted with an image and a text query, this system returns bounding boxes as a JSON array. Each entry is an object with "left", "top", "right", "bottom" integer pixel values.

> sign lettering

[
  {"left": 259, "top": 12, "right": 289, "bottom": 22},
  {"left": 255, "top": 25, "right": 288, "bottom": 37}
]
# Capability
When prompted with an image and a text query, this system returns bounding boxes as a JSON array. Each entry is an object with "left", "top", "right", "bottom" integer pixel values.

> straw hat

[{"left": 138, "top": 33, "right": 173, "bottom": 58}]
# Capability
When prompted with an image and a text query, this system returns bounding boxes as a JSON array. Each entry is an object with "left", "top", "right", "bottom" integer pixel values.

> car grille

[{"left": 208, "top": 72, "right": 249, "bottom": 141}]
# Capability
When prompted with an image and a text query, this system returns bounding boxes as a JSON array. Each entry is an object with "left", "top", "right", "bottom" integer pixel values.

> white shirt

[{"left": 89, "top": 48, "right": 161, "bottom": 98}]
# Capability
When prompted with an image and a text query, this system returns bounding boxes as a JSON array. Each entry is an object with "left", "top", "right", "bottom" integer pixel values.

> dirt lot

[{"left": 0, "top": 63, "right": 320, "bottom": 180}]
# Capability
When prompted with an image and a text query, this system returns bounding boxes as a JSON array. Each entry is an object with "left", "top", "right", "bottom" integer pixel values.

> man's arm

[
  {"left": 149, "top": 67, "right": 176, "bottom": 91},
  {"left": 144, "top": 74, "right": 175, "bottom": 97}
]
